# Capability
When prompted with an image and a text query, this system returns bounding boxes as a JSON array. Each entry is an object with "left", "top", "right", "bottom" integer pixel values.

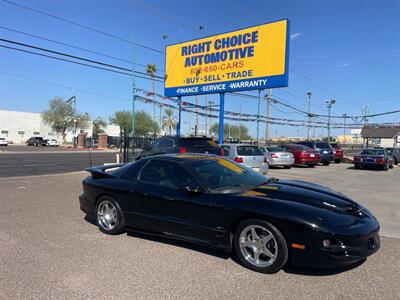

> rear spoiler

[{"left": 85, "top": 164, "right": 125, "bottom": 179}]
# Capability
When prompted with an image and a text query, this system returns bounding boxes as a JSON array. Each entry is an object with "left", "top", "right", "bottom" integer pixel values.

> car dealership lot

[{"left": 0, "top": 165, "right": 399, "bottom": 299}]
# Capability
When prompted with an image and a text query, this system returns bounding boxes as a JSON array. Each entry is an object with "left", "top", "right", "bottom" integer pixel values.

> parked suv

[
  {"left": 0, "top": 137, "right": 8, "bottom": 146},
  {"left": 26, "top": 136, "right": 47, "bottom": 146},
  {"left": 297, "top": 141, "right": 334, "bottom": 165},
  {"left": 221, "top": 144, "right": 269, "bottom": 175},
  {"left": 137, "top": 136, "right": 224, "bottom": 159}
]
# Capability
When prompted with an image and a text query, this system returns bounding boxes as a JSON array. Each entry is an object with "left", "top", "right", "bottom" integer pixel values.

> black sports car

[{"left": 79, "top": 154, "right": 380, "bottom": 273}]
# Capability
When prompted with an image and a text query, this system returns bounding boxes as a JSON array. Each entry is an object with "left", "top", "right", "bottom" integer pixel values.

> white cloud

[{"left": 290, "top": 32, "right": 302, "bottom": 40}]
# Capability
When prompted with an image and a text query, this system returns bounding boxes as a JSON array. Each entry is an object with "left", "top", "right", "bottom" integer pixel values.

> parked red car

[
  {"left": 280, "top": 143, "right": 320, "bottom": 167},
  {"left": 330, "top": 143, "right": 344, "bottom": 163}
]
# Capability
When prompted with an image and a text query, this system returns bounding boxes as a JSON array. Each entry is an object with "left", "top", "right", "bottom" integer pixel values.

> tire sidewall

[
  {"left": 96, "top": 196, "right": 125, "bottom": 235},
  {"left": 234, "top": 219, "right": 288, "bottom": 274}
]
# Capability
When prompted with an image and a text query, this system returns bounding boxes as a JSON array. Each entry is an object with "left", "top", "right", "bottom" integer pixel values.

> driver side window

[{"left": 139, "top": 160, "right": 199, "bottom": 190}]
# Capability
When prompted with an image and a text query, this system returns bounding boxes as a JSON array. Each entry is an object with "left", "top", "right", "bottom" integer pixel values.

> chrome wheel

[
  {"left": 239, "top": 225, "right": 278, "bottom": 267},
  {"left": 97, "top": 200, "right": 118, "bottom": 231}
]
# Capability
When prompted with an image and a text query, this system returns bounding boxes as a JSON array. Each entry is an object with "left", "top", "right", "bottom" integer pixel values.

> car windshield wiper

[{"left": 215, "top": 183, "right": 246, "bottom": 190}]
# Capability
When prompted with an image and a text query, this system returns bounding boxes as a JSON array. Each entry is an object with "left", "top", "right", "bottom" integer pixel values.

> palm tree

[
  {"left": 146, "top": 64, "right": 157, "bottom": 129},
  {"left": 162, "top": 109, "right": 176, "bottom": 135}
]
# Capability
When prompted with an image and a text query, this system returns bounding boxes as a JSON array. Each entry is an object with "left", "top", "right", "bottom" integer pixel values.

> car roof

[{"left": 142, "top": 153, "right": 221, "bottom": 162}]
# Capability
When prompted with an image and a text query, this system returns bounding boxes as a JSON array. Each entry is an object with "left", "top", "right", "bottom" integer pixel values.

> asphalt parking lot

[{"left": 0, "top": 164, "right": 399, "bottom": 299}]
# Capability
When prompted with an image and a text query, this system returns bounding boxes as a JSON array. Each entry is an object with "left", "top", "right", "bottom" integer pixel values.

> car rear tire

[
  {"left": 283, "top": 166, "right": 291, "bottom": 169},
  {"left": 96, "top": 196, "right": 125, "bottom": 235},
  {"left": 322, "top": 161, "right": 330, "bottom": 166},
  {"left": 354, "top": 164, "right": 360, "bottom": 169},
  {"left": 234, "top": 219, "right": 288, "bottom": 274},
  {"left": 334, "top": 159, "right": 341, "bottom": 163},
  {"left": 394, "top": 158, "right": 398, "bottom": 165},
  {"left": 389, "top": 163, "right": 394, "bottom": 169}
]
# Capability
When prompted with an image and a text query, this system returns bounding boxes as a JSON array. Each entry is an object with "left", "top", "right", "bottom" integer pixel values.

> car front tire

[
  {"left": 234, "top": 219, "right": 288, "bottom": 274},
  {"left": 322, "top": 161, "right": 330, "bottom": 166},
  {"left": 96, "top": 196, "right": 125, "bottom": 235},
  {"left": 334, "top": 159, "right": 341, "bottom": 163}
]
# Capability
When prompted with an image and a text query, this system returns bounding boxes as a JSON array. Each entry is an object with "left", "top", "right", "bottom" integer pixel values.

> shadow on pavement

[{"left": 84, "top": 215, "right": 367, "bottom": 276}]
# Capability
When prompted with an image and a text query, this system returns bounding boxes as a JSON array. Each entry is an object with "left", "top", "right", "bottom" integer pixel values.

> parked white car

[
  {"left": 47, "top": 139, "right": 59, "bottom": 147},
  {"left": 0, "top": 137, "right": 8, "bottom": 146}
]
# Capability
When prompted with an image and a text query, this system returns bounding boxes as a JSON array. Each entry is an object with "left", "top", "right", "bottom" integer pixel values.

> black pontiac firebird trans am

[{"left": 79, "top": 154, "right": 380, "bottom": 273}]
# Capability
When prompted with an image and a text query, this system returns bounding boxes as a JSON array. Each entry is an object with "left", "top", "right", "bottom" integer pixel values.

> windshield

[
  {"left": 189, "top": 158, "right": 266, "bottom": 190},
  {"left": 181, "top": 138, "right": 218, "bottom": 148},
  {"left": 361, "top": 149, "right": 384, "bottom": 155}
]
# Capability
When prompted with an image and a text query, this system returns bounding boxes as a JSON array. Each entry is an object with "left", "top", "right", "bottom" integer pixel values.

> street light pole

[
  {"left": 256, "top": 89, "right": 261, "bottom": 143},
  {"left": 307, "top": 92, "right": 312, "bottom": 140},
  {"left": 325, "top": 99, "right": 336, "bottom": 142},
  {"left": 343, "top": 113, "right": 347, "bottom": 144}
]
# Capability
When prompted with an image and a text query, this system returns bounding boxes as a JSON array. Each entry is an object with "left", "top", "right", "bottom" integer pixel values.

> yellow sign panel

[{"left": 164, "top": 19, "right": 289, "bottom": 97}]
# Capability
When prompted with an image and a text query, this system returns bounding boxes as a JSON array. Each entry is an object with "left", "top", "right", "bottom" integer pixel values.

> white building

[{"left": 0, "top": 109, "right": 120, "bottom": 144}]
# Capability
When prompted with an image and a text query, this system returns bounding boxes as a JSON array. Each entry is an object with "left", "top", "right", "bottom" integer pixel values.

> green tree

[
  {"left": 41, "top": 97, "right": 90, "bottom": 142},
  {"left": 210, "top": 123, "right": 251, "bottom": 140},
  {"left": 92, "top": 117, "right": 107, "bottom": 139},
  {"left": 162, "top": 108, "right": 176, "bottom": 135},
  {"left": 110, "top": 110, "right": 159, "bottom": 136},
  {"left": 146, "top": 64, "right": 157, "bottom": 129}
]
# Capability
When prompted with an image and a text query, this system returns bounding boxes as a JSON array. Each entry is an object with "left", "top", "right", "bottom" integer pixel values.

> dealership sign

[{"left": 164, "top": 19, "right": 290, "bottom": 97}]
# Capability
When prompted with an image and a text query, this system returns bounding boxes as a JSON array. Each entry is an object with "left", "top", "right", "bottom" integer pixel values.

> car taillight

[
  {"left": 234, "top": 157, "right": 243, "bottom": 163},
  {"left": 179, "top": 147, "right": 186, "bottom": 153},
  {"left": 354, "top": 156, "right": 361, "bottom": 162},
  {"left": 375, "top": 158, "right": 384, "bottom": 163},
  {"left": 270, "top": 153, "right": 278, "bottom": 158},
  {"left": 301, "top": 151, "right": 308, "bottom": 156},
  {"left": 220, "top": 148, "right": 225, "bottom": 156}
]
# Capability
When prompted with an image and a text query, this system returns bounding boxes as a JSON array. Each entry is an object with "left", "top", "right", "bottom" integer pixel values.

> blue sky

[{"left": 1, "top": 0, "right": 399, "bottom": 138}]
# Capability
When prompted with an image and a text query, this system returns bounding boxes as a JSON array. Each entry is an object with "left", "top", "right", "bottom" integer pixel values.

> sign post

[
  {"left": 176, "top": 96, "right": 182, "bottom": 136},
  {"left": 164, "top": 19, "right": 290, "bottom": 142},
  {"left": 218, "top": 92, "right": 225, "bottom": 144},
  {"left": 131, "top": 31, "right": 136, "bottom": 145}
]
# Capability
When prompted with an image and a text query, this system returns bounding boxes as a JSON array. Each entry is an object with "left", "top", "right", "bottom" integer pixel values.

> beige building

[{"left": 361, "top": 126, "right": 400, "bottom": 148}]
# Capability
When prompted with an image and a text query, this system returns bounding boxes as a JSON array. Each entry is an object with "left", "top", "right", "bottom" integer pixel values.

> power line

[
  {"left": 0, "top": 26, "right": 165, "bottom": 71},
  {"left": 1, "top": 0, "right": 165, "bottom": 54},
  {"left": 0, "top": 38, "right": 166, "bottom": 81}
]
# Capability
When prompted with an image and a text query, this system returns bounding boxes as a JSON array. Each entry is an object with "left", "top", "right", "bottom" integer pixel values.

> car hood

[{"left": 247, "top": 179, "right": 361, "bottom": 214}]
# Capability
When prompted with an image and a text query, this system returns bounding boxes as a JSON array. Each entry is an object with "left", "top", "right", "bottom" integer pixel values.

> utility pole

[
  {"left": 204, "top": 96, "right": 207, "bottom": 136},
  {"left": 362, "top": 105, "right": 369, "bottom": 125},
  {"left": 265, "top": 89, "right": 272, "bottom": 145},
  {"left": 256, "top": 89, "right": 261, "bottom": 143},
  {"left": 307, "top": 91, "right": 312, "bottom": 140},
  {"left": 209, "top": 101, "right": 214, "bottom": 137},
  {"left": 66, "top": 95, "right": 76, "bottom": 144},
  {"left": 325, "top": 99, "right": 336, "bottom": 142},
  {"left": 159, "top": 105, "right": 162, "bottom": 132},
  {"left": 195, "top": 96, "right": 198, "bottom": 136},
  {"left": 131, "top": 31, "right": 136, "bottom": 149},
  {"left": 343, "top": 113, "right": 347, "bottom": 144}
]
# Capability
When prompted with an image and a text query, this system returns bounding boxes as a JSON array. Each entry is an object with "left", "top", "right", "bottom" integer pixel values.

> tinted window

[
  {"left": 114, "top": 159, "right": 147, "bottom": 180},
  {"left": 237, "top": 146, "right": 264, "bottom": 156},
  {"left": 221, "top": 145, "right": 230, "bottom": 155},
  {"left": 299, "top": 142, "right": 313, "bottom": 148},
  {"left": 180, "top": 138, "right": 218, "bottom": 148},
  {"left": 139, "top": 160, "right": 197, "bottom": 189},
  {"left": 267, "top": 147, "right": 284, "bottom": 152},
  {"left": 190, "top": 158, "right": 265, "bottom": 190},
  {"left": 158, "top": 138, "right": 173, "bottom": 148},
  {"left": 293, "top": 144, "right": 311, "bottom": 150},
  {"left": 361, "top": 149, "right": 384, "bottom": 155},
  {"left": 315, "top": 143, "right": 331, "bottom": 149}
]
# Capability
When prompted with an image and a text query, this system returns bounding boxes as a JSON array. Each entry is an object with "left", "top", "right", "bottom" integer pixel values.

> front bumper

[{"left": 290, "top": 228, "right": 380, "bottom": 268}]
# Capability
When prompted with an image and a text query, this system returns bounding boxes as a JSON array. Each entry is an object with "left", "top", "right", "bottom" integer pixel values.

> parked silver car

[
  {"left": 221, "top": 144, "right": 269, "bottom": 175},
  {"left": 260, "top": 146, "right": 295, "bottom": 168}
]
